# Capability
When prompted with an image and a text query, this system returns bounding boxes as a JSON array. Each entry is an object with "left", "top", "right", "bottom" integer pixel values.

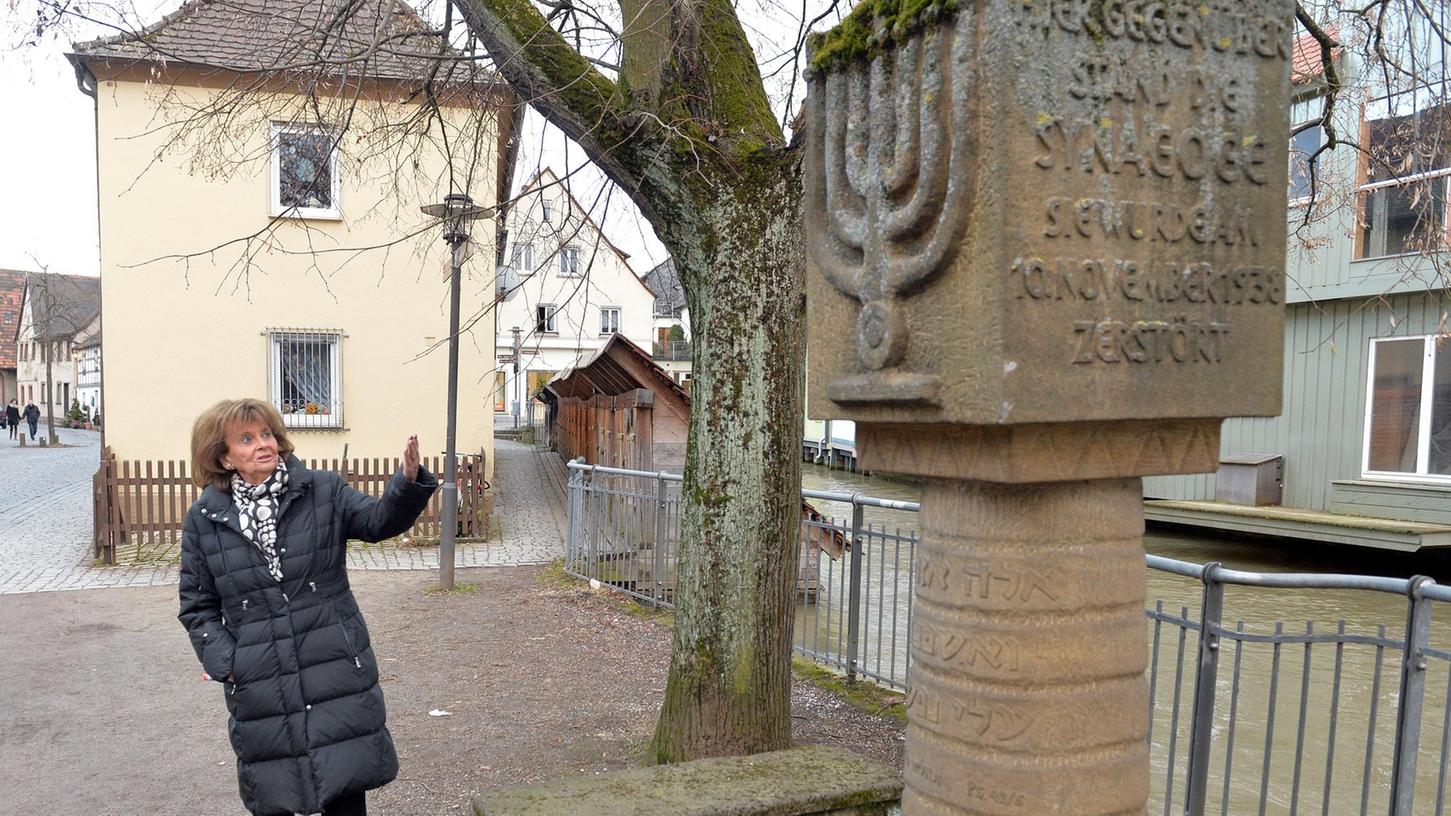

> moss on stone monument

[{"left": 807, "top": 0, "right": 958, "bottom": 75}]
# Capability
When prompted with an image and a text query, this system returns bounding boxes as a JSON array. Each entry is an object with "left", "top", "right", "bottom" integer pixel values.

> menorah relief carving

[{"left": 804, "top": 12, "right": 976, "bottom": 407}]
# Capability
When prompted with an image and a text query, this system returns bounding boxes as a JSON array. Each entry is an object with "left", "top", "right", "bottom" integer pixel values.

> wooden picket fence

[{"left": 92, "top": 447, "right": 489, "bottom": 565}]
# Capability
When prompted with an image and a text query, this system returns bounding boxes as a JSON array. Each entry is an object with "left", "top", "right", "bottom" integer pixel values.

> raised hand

[{"left": 403, "top": 435, "right": 420, "bottom": 482}]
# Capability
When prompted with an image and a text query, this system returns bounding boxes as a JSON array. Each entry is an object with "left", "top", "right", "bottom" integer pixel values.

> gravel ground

[{"left": 0, "top": 565, "right": 903, "bottom": 815}]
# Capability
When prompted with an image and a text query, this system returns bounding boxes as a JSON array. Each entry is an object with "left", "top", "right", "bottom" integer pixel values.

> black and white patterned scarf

[{"left": 231, "top": 460, "right": 289, "bottom": 583}]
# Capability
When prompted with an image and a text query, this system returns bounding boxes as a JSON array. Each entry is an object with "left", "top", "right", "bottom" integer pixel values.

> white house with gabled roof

[{"left": 493, "top": 168, "right": 657, "bottom": 419}]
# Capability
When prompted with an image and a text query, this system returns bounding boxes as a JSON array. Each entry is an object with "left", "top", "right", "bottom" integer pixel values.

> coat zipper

[{"left": 339, "top": 617, "right": 363, "bottom": 669}]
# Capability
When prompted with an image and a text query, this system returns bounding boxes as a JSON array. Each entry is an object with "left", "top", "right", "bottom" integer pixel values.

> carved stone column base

[
  {"left": 867, "top": 425, "right": 1203, "bottom": 816},
  {"left": 903, "top": 476, "right": 1149, "bottom": 816}
]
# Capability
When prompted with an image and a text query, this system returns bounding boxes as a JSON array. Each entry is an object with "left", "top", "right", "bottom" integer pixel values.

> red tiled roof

[
  {"left": 70, "top": 0, "right": 482, "bottom": 85},
  {"left": 0, "top": 269, "right": 24, "bottom": 370},
  {"left": 1292, "top": 24, "right": 1340, "bottom": 85}
]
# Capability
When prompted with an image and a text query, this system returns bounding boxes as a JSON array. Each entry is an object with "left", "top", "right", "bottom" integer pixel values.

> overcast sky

[
  {"left": 0, "top": 8, "right": 670, "bottom": 279},
  {"left": 0, "top": 42, "right": 102, "bottom": 275}
]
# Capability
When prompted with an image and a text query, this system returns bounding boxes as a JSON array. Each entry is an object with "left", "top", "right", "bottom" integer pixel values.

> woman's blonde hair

[{"left": 190, "top": 398, "right": 295, "bottom": 490}]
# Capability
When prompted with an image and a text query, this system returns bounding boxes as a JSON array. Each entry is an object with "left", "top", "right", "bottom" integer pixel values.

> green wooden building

[{"left": 1144, "top": 43, "right": 1451, "bottom": 551}]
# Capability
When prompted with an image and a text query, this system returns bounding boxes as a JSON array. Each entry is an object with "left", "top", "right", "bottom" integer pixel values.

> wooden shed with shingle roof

[{"left": 539, "top": 335, "right": 847, "bottom": 601}]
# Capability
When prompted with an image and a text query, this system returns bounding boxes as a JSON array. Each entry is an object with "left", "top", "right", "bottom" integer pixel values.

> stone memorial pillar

[{"left": 803, "top": 2, "right": 1292, "bottom": 814}]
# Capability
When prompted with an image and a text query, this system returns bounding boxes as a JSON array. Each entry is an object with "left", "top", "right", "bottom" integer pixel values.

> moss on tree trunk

[
  {"left": 458, "top": 0, "right": 806, "bottom": 764},
  {"left": 649, "top": 163, "right": 806, "bottom": 763}
]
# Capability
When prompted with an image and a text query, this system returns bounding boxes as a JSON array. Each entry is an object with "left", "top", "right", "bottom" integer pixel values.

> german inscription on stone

[
  {"left": 1013, "top": 0, "right": 1287, "bottom": 371},
  {"left": 805, "top": 0, "right": 1291, "bottom": 425}
]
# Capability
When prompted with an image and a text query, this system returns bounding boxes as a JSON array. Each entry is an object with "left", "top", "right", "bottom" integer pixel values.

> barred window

[
  {"left": 271, "top": 123, "right": 340, "bottom": 219},
  {"left": 269, "top": 329, "right": 343, "bottom": 428}
]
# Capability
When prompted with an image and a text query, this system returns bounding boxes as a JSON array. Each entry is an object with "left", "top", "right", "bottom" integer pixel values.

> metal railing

[
  {"left": 1144, "top": 557, "right": 1451, "bottom": 816},
  {"left": 651, "top": 339, "right": 692, "bottom": 361},
  {"left": 562, "top": 460, "right": 1451, "bottom": 816},
  {"left": 563, "top": 459, "right": 917, "bottom": 688}
]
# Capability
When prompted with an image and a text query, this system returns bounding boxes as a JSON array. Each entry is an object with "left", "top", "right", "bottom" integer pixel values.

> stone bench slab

[{"left": 472, "top": 744, "right": 902, "bottom": 816}]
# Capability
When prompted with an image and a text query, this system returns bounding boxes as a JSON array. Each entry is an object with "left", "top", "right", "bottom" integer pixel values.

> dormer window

[{"left": 271, "top": 123, "right": 340, "bottom": 219}]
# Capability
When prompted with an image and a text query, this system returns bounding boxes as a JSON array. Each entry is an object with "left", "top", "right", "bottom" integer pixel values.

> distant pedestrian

[
  {"left": 22, "top": 401, "right": 39, "bottom": 441},
  {"left": 1, "top": 399, "right": 13, "bottom": 440},
  {"left": 180, "top": 398, "right": 438, "bottom": 816}
]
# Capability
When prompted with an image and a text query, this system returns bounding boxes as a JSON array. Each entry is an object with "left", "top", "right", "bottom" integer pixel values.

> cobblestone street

[
  {"left": 0, "top": 433, "right": 565, "bottom": 594},
  {"left": 346, "top": 439, "right": 567, "bottom": 571}
]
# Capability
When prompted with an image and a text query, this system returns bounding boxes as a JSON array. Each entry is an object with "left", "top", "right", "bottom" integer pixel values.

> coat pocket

[
  {"left": 223, "top": 676, "right": 244, "bottom": 717},
  {"left": 338, "top": 615, "right": 364, "bottom": 672}
]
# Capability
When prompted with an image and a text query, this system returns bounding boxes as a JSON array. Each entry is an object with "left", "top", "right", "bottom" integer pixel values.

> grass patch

[
  {"left": 539, "top": 559, "right": 676, "bottom": 623},
  {"left": 96, "top": 536, "right": 182, "bottom": 568},
  {"left": 537, "top": 558, "right": 579, "bottom": 589},
  {"left": 424, "top": 582, "right": 478, "bottom": 595},
  {"left": 617, "top": 597, "right": 674, "bottom": 625},
  {"left": 792, "top": 658, "right": 907, "bottom": 724}
]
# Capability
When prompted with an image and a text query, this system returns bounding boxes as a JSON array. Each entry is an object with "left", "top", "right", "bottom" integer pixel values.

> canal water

[{"left": 796, "top": 462, "right": 1451, "bottom": 816}]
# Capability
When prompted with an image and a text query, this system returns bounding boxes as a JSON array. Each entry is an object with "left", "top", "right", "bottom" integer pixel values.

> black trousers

[{"left": 251, "top": 790, "right": 366, "bottom": 816}]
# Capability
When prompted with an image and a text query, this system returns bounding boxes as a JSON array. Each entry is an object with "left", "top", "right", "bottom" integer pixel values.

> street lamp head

[{"left": 421, "top": 193, "right": 494, "bottom": 245}]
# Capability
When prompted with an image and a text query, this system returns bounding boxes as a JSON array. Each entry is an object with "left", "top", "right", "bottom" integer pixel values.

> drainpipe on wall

[{"left": 70, "top": 56, "right": 104, "bottom": 451}]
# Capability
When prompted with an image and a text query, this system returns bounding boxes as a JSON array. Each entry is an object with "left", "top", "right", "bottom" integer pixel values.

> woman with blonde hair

[{"left": 178, "top": 398, "right": 437, "bottom": 815}]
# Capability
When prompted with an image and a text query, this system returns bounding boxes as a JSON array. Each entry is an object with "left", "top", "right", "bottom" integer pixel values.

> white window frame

[
  {"left": 559, "top": 246, "right": 581, "bottom": 277},
  {"left": 1361, "top": 335, "right": 1451, "bottom": 483},
  {"left": 512, "top": 243, "right": 534, "bottom": 274},
  {"left": 541, "top": 199, "right": 553, "bottom": 223},
  {"left": 536, "top": 304, "right": 558, "bottom": 335},
  {"left": 270, "top": 123, "right": 341, "bottom": 220},
  {"left": 600, "top": 306, "right": 620, "bottom": 335},
  {"left": 268, "top": 329, "right": 344, "bottom": 429}
]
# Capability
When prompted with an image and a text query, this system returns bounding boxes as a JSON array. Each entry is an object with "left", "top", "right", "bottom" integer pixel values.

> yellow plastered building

[{"left": 67, "top": 0, "right": 517, "bottom": 474}]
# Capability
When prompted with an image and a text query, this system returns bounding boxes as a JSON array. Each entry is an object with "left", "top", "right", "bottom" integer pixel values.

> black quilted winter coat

[{"left": 178, "top": 455, "right": 438, "bottom": 814}]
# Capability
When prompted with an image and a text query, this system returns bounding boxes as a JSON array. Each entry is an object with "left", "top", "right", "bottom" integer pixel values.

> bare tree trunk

[
  {"left": 649, "top": 168, "right": 806, "bottom": 762},
  {"left": 456, "top": 0, "right": 806, "bottom": 763},
  {"left": 42, "top": 289, "right": 58, "bottom": 445}
]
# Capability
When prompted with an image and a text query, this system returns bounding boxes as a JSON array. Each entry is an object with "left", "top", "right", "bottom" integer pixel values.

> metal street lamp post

[
  {"left": 511, "top": 325, "right": 522, "bottom": 429},
  {"left": 420, "top": 193, "right": 492, "bottom": 591}
]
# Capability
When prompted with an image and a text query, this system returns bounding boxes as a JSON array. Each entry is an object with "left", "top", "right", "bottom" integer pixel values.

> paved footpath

[
  {"left": 0, "top": 428, "right": 178, "bottom": 594},
  {"left": 0, "top": 433, "right": 566, "bottom": 594},
  {"left": 345, "top": 439, "right": 567, "bottom": 571}
]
